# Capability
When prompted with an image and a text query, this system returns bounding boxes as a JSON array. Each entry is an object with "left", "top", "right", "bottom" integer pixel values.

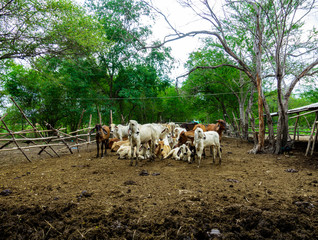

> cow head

[{"left": 217, "top": 119, "right": 227, "bottom": 131}]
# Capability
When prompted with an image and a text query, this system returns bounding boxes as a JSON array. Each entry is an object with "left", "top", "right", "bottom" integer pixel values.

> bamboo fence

[{"left": 0, "top": 98, "right": 96, "bottom": 162}]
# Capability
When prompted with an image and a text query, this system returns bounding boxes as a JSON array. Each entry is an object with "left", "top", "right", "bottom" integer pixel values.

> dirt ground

[{"left": 1, "top": 137, "right": 318, "bottom": 240}]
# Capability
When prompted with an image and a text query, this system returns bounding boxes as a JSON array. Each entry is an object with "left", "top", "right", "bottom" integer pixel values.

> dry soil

[{"left": 0, "top": 137, "right": 318, "bottom": 239}]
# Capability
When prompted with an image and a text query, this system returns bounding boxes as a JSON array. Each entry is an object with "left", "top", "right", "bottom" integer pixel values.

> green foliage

[
  {"left": 182, "top": 42, "right": 253, "bottom": 123},
  {"left": 0, "top": 0, "right": 106, "bottom": 60}
]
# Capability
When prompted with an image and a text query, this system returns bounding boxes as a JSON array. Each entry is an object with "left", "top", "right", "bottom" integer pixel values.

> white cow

[
  {"left": 194, "top": 128, "right": 221, "bottom": 168},
  {"left": 128, "top": 120, "right": 157, "bottom": 166},
  {"left": 117, "top": 143, "right": 150, "bottom": 160},
  {"left": 110, "top": 124, "right": 129, "bottom": 140},
  {"left": 164, "top": 145, "right": 184, "bottom": 161},
  {"left": 181, "top": 144, "right": 192, "bottom": 163}
]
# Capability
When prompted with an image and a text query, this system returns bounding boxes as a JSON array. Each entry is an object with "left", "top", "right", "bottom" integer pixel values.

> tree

[
  {"left": 84, "top": 0, "right": 173, "bottom": 122},
  {"left": 2, "top": 56, "right": 105, "bottom": 130},
  {"left": 183, "top": 43, "right": 256, "bottom": 138},
  {"left": 0, "top": 0, "right": 105, "bottom": 60},
  {"left": 146, "top": 0, "right": 318, "bottom": 153}
]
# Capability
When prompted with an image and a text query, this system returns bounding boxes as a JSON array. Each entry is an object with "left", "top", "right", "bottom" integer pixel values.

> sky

[
  {"left": 75, "top": 0, "right": 211, "bottom": 83},
  {"left": 73, "top": 0, "right": 318, "bottom": 86},
  {"left": 146, "top": 0, "right": 211, "bottom": 81}
]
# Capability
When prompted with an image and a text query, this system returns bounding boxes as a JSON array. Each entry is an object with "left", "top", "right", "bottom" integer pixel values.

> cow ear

[{"left": 102, "top": 128, "right": 108, "bottom": 135}]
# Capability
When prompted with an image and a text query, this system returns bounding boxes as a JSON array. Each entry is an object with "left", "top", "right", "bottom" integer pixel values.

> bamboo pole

[
  {"left": 15, "top": 133, "right": 55, "bottom": 157},
  {"left": 0, "top": 136, "right": 58, "bottom": 141},
  {"left": 289, "top": 109, "right": 318, "bottom": 119},
  {"left": 0, "top": 118, "right": 32, "bottom": 162},
  {"left": 311, "top": 121, "right": 318, "bottom": 156},
  {"left": 306, "top": 113, "right": 318, "bottom": 156},
  {"left": 0, "top": 128, "right": 65, "bottom": 135},
  {"left": 58, "top": 140, "right": 96, "bottom": 152},
  {"left": 293, "top": 113, "right": 299, "bottom": 141},
  {"left": 0, "top": 143, "right": 66, "bottom": 152},
  {"left": 44, "top": 122, "right": 73, "bottom": 154},
  {"left": 10, "top": 97, "right": 60, "bottom": 158},
  {"left": 69, "top": 127, "right": 93, "bottom": 134},
  {"left": 0, "top": 141, "right": 13, "bottom": 149}
]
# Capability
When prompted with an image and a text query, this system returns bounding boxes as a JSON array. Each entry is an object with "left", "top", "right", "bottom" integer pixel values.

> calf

[
  {"left": 111, "top": 124, "right": 129, "bottom": 140},
  {"left": 164, "top": 146, "right": 184, "bottom": 161},
  {"left": 128, "top": 120, "right": 157, "bottom": 166},
  {"left": 155, "top": 140, "right": 171, "bottom": 160},
  {"left": 180, "top": 144, "right": 192, "bottom": 163},
  {"left": 111, "top": 140, "right": 129, "bottom": 152},
  {"left": 177, "top": 130, "right": 196, "bottom": 162},
  {"left": 194, "top": 128, "right": 221, "bottom": 167},
  {"left": 117, "top": 143, "right": 150, "bottom": 160}
]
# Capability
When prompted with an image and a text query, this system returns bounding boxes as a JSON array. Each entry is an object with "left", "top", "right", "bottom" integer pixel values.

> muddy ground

[{"left": 0, "top": 137, "right": 318, "bottom": 240}]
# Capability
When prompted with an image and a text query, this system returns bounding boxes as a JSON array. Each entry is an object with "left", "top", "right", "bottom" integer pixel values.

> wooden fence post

[
  {"left": 45, "top": 122, "right": 73, "bottom": 154},
  {"left": 306, "top": 112, "right": 318, "bottom": 156},
  {"left": 1, "top": 114, "right": 31, "bottom": 162},
  {"left": 10, "top": 97, "right": 60, "bottom": 158},
  {"left": 293, "top": 113, "right": 299, "bottom": 141}
]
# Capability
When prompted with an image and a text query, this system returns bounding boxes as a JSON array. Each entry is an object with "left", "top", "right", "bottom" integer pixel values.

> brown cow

[
  {"left": 90, "top": 124, "right": 110, "bottom": 158},
  {"left": 111, "top": 139, "right": 129, "bottom": 152},
  {"left": 206, "top": 119, "right": 227, "bottom": 141},
  {"left": 193, "top": 124, "right": 206, "bottom": 132},
  {"left": 155, "top": 140, "right": 171, "bottom": 159},
  {"left": 180, "top": 123, "right": 197, "bottom": 131}
]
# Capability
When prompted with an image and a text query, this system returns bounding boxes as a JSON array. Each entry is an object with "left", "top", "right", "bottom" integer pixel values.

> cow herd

[{"left": 90, "top": 120, "right": 227, "bottom": 168}]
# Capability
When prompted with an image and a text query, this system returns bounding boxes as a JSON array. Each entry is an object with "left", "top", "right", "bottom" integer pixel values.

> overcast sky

[
  {"left": 75, "top": 0, "right": 209, "bottom": 82},
  {"left": 75, "top": 0, "right": 318, "bottom": 85}
]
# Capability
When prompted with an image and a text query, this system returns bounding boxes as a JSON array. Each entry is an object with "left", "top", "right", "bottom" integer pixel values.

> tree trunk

[
  {"left": 244, "top": 85, "right": 255, "bottom": 140},
  {"left": 275, "top": 99, "right": 290, "bottom": 154},
  {"left": 262, "top": 95, "right": 275, "bottom": 152},
  {"left": 249, "top": 4, "right": 264, "bottom": 154},
  {"left": 238, "top": 100, "right": 247, "bottom": 139},
  {"left": 256, "top": 73, "right": 265, "bottom": 152}
]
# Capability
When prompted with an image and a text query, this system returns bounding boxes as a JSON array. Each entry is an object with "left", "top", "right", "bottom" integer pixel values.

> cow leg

[
  {"left": 101, "top": 141, "right": 104, "bottom": 157},
  {"left": 197, "top": 152, "right": 202, "bottom": 168},
  {"left": 135, "top": 143, "right": 140, "bottom": 166},
  {"left": 104, "top": 139, "right": 108, "bottom": 156},
  {"left": 150, "top": 140, "right": 155, "bottom": 161},
  {"left": 211, "top": 145, "right": 216, "bottom": 164},
  {"left": 218, "top": 145, "right": 222, "bottom": 165},
  {"left": 191, "top": 146, "right": 196, "bottom": 163},
  {"left": 96, "top": 141, "right": 100, "bottom": 158},
  {"left": 129, "top": 144, "right": 135, "bottom": 166}
]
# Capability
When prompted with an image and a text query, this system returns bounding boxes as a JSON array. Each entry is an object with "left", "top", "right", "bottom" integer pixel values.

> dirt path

[{"left": 1, "top": 137, "right": 317, "bottom": 239}]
